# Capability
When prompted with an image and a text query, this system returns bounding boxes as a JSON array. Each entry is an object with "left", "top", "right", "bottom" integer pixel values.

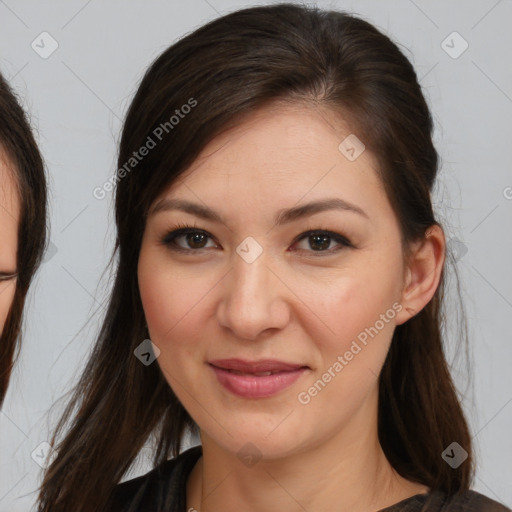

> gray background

[{"left": 0, "top": 0, "right": 511, "bottom": 510}]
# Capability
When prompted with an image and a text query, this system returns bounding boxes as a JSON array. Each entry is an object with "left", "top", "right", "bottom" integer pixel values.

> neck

[{"left": 186, "top": 391, "right": 428, "bottom": 512}]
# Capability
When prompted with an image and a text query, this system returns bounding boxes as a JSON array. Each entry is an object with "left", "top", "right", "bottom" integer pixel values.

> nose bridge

[
  {"left": 231, "top": 249, "right": 269, "bottom": 302},
  {"left": 217, "top": 244, "right": 288, "bottom": 340}
]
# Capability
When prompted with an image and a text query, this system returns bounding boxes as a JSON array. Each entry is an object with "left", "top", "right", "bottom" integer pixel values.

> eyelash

[
  {"left": 160, "top": 222, "right": 354, "bottom": 257},
  {"left": 0, "top": 273, "right": 17, "bottom": 282}
]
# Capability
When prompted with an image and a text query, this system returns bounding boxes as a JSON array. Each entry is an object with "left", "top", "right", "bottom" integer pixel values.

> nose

[{"left": 216, "top": 249, "right": 290, "bottom": 341}]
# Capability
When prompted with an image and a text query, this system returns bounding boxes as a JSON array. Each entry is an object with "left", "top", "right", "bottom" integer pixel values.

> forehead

[
  {"left": 0, "top": 148, "right": 20, "bottom": 227},
  {"left": 183, "top": 104, "right": 373, "bottom": 172},
  {"left": 161, "top": 103, "right": 391, "bottom": 223}
]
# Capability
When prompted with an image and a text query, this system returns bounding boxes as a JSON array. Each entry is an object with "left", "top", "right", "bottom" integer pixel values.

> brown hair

[
  {"left": 38, "top": 4, "right": 473, "bottom": 510},
  {"left": 0, "top": 72, "right": 48, "bottom": 407}
]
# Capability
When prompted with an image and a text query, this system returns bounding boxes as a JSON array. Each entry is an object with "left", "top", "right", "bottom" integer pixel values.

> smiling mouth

[{"left": 208, "top": 359, "right": 309, "bottom": 398}]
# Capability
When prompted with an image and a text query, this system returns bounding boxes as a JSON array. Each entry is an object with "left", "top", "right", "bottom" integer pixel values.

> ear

[{"left": 395, "top": 224, "right": 445, "bottom": 326}]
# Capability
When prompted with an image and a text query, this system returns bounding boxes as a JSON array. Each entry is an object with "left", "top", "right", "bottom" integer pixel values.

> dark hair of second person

[{"left": 0, "top": 72, "right": 47, "bottom": 408}]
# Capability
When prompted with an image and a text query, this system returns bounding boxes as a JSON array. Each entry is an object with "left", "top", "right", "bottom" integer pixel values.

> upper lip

[{"left": 209, "top": 358, "right": 308, "bottom": 373}]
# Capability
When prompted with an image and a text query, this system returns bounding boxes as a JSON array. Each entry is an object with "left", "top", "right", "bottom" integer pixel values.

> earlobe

[{"left": 395, "top": 225, "right": 445, "bottom": 326}]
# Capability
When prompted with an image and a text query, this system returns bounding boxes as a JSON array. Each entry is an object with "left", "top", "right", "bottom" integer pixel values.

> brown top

[{"left": 111, "top": 445, "right": 511, "bottom": 512}]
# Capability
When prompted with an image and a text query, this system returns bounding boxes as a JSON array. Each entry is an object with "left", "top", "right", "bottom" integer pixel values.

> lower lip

[{"left": 210, "top": 365, "right": 307, "bottom": 398}]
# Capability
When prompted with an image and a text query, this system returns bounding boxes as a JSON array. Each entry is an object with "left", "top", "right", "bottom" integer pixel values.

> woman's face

[
  {"left": 138, "top": 104, "right": 415, "bottom": 458},
  {"left": 0, "top": 153, "right": 19, "bottom": 333}
]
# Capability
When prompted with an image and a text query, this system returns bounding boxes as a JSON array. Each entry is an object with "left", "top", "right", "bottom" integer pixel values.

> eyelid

[{"left": 0, "top": 272, "right": 18, "bottom": 282}]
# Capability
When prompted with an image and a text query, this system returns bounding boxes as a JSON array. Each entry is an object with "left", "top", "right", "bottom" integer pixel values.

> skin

[
  {"left": 138, "top": 103, "right": 445, "bottom": 512},
  {"left": 0, "top": 152, "right": 19, "bottom": 333}
]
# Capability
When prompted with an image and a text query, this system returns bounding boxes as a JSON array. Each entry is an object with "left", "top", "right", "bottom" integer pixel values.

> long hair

[
  {"left": 0, "top": 72, "right": 48, "bottom": 407},
  {"left": 38, "top": 4, "right": 473, "bottom": 510}
]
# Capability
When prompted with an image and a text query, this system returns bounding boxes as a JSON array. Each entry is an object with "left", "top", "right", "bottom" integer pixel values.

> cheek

[
  {"left": 138, "top": 262, "right": 204, "bottom": 389},
  {"left": 0, "top": 282, "right": 16, "bottom": 333},
  {"left": 306, "top": 266, "right": 400, "bottom": 340},
  {"left": 296, "top": 276, "right": 400, "bottom": 417},
  {"left": 298, "top": 254, "right": 403, "bottom": 387},
  {"left": 138, "top": 250, "right": 217, "bottom": 357}
]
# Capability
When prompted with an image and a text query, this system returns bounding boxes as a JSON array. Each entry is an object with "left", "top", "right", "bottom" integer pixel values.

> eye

[
  {"left": 291, "top": 230, "right": 353, "bottom": 256},
  {"left": 0, "top": 272, "right": 18, "bottom": 282},
  {"left": 161, "top": 224, "right": 218, "bottom": 252},
  {"left": 161, "top": 223, "right": 353, "bottom": 257}
]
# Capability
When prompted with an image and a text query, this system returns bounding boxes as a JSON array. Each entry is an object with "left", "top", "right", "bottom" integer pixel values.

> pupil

[
  {"left": 311, "top": 234, "right": 330, "bottom": 251},
  {"left": 187, "top": 233, "right": 206, "bottom": 248}
]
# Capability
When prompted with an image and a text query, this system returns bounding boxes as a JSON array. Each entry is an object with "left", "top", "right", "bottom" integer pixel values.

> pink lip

[{"left": 209, "top": 358, "right": 309, "bottom": 398}]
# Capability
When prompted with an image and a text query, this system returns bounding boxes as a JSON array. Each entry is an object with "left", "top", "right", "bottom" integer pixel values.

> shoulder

[
  {"left": 109, "top": 445, "right": 202, "bottom": 512},
  {"left": 440, "top": 490, "right": 512, "bottom": 512},
  {"left": 410, "top": 490, "right": 511, "bottom": 512},
  {"left": 383, "top": 490, "right": 511, "bottom": 512}
]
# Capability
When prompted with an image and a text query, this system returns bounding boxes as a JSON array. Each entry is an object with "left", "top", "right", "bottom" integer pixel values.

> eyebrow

[{"left": 150, "top": 197, "right": 369, "bottom": 225}]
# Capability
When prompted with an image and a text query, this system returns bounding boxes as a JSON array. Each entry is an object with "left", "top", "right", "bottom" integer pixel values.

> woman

[
  {"left": 38, "top": 4, "right": 511, "bottom": 511},
  {"left": 0, "top": 72, "right": 47, "bottom": 408}
]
